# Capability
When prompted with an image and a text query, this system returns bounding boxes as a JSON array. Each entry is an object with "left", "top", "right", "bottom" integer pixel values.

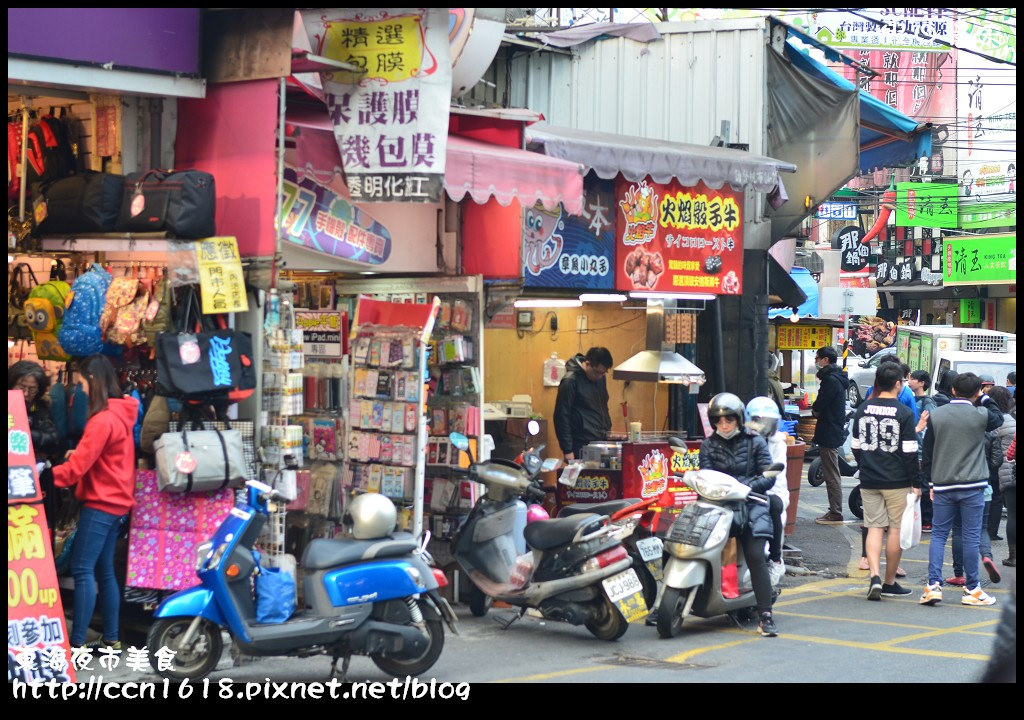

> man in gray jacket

[{"left": 921, "top": 373, "right": 1004, "bottom": 607}]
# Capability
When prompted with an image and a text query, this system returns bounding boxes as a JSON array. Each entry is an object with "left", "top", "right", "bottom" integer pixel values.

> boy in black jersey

[{"left": 851, "top": 363, "right": 922, "bottom": 600}]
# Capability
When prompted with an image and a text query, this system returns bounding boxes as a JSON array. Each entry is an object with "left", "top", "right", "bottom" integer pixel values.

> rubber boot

[{"left": 721, "top": 563, "right": 740, "bottom": 599}]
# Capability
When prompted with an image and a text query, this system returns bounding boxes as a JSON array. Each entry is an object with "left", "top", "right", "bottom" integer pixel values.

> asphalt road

[{"left": 66, "top": 472, "right": 1014, "bottom": 688}]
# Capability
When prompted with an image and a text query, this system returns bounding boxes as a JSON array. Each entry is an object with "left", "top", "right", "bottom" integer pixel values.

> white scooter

[{"left": 656, "top": 438, "right": 784, "bottom": 639}]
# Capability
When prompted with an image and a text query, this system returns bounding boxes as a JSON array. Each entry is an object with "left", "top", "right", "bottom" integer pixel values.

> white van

[{"left": 895, "top": 325, "right": 1016, "bottom": 391}]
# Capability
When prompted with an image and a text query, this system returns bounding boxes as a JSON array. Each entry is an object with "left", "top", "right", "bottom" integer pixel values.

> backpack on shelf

[
  {"left": 25, "top": 279, "right": 72, "bottom": 361},
  {"left": 25, "top": 113, "right": 77, "bottom": 189},
  {"left": 58, "top": 264, "right": 112, "bottom": 357},
  {"left": 103, "top": 272, "right": 153, "bottom": 348}
]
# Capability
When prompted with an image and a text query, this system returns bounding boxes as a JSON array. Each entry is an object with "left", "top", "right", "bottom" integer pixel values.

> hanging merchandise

[
  {"left": 115, "top": 169, "right": 216, "bottom": 238},
  {"left": 25, "top": 278, "right": 71, "bottom": 360},
  {"left": 167, "top": 240, "right": 201, "bottom": 287},
  {"left": 34, "top": 171, "right": 124, "bottom": 235},
  {"left": 25, "top": 112, "right": 77, "bottom": 189},
  {"left": 101, "top": 274, "right": 151, "bottom": 347},
  {"left": 153, "top": 425, "right": 248, "bottom": 493},
  {"left": 154, "top": 286, "right": 255, "bottom": 403},
  {"left": 543, "top": 351, "right": 566, "bottom": 387},
  {"left": 8, "top": 116, "right": 24, "bottom": 200},
  {"left": 7, "top": 263, "right": 39, "bottom": 341},
  {"left": 141, "top": 273, "right": 173, "bottom": 349},
  {"left": 58, "top": 263, "right": 113, "bottom": 357}
]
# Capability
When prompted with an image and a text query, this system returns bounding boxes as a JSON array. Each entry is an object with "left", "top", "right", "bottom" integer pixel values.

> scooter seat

[
  {"left": 524, "top": 514, "right": 604, "bottom": 551},
  {"left": 302, "top": 533, "right": 420, "bottom": 571},
  {"left": 559, "top": 499, "right": 640, "bottom": 518}
]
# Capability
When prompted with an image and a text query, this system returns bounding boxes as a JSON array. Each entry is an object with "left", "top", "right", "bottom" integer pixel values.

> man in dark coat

[
  {"left": 812, "top": 346, "right": 850, "bottom": 524},
  {"left": 554, "top": 347, "right": 613, "bottom": 461}
]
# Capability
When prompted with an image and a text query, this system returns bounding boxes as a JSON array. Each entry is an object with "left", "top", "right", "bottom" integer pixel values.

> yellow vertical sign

[{"left": 197, "top": 237, "right": 249, "bottom": 314}]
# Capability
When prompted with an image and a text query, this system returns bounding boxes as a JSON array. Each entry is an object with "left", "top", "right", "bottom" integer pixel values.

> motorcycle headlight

[
  {"left": 208, "top": 542, "right": 230, "bottom": 570},
  {"left": 694, "top": 476, "right": 732, "bottom": 500},
  {"left": 195, "top": 541, "right": 213, "bottom": 571}
]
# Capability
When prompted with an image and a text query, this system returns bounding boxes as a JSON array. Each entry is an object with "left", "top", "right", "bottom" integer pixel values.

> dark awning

[{"left": 767, "top": 255, "right": 808, "bottom": 310}]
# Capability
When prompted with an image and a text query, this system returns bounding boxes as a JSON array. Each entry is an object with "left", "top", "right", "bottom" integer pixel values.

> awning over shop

[
  {"left": 444, "top": 134, "right": 585, "bottom": 215},
  {"left": 525, "top": 123, "right": 797, "bottom": 193},
  {"left": 782, "top": 40, "right": 932, "bottom": 173},
  {"left": 767, "top": 255, "right": 809, "bottom": 309},
  {"left": 768, "top": 266, "right": 819, "bottom": 319}
]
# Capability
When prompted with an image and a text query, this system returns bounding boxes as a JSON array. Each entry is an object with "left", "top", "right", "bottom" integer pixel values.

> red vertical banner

[{"left": 8, "top": 390, "right": 76, "bottom": 683}]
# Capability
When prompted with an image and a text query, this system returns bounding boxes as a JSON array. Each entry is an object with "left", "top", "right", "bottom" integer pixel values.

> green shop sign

[
  {"left": 895, "top": 183, "right": 958, "bottom": 228},
  {"left": 959, "top": 201, "right": 1016, "bottom": 229},
  {"left": 944, "top": 234, "right": 1016, "bottom": 286}
]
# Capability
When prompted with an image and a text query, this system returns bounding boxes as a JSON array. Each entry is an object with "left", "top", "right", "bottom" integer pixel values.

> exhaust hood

[{"left": 612, "top": 300, "right": 707, "bottom": 384}]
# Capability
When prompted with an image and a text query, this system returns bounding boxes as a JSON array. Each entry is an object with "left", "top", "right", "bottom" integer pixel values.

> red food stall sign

[
  {"left": 8, "top": 390, "right": 76, "bottom": 684},
  {"left": 615, "top": 178, "right": 743, "bottom": 295}
]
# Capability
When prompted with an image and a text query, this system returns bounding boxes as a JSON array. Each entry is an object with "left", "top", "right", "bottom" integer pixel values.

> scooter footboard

[
  {"left": 154, "top": 587, "right": 228, "bottom": 627},
  {"left": 662, "top": 560, "right": 706, "bottom": 591}
]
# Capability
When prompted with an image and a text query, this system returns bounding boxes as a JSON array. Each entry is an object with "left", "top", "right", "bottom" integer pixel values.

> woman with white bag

[{"left": 851, "top": 363, "right": 922, "bottom": 602}]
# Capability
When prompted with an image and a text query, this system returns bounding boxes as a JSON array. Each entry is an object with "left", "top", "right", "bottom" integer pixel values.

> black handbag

[
  {"left": 155, "top": 286, "right": 255, "bottom": 402},
  {"left": 115, "top": 169, "right": 215, "bottom": 238},
  {"left": 35, "top": 172, "right": 124, "bottom": 234}
]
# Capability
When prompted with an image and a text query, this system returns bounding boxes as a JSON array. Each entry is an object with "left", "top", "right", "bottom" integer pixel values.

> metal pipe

[
  {"left": 711, "top": 298, "right": 726, "bottom": 394},
  {"left": 149, "top": 98, "right": 163, "bottom": 171}
]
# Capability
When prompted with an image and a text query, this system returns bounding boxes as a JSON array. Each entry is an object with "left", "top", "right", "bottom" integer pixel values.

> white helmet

[
  {"left": 345, "top": 493, "right": 397, "bottom": 539},
  {"left": 745, "top": 396, "right": 781, "bottom": 438}
]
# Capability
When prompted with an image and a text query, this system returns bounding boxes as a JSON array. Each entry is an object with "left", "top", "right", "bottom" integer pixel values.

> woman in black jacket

[
  {"left": 698, "top": 393, "right": 779, "bottom": 637},
  {"left": 9, "top": 361, "right": 64, "bottom": 524}
]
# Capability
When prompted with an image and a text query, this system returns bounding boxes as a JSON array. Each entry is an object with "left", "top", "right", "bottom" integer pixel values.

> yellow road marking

[
  {"left": 880, "top": 619, "right": 999, "bottom": 647},
  {"left": 773, "top": 610, "right": 997, "bottom": 636},
  {"left": 779, "top": 577, "right": 857, "bottom": 594},
  {"left": 494, "top": 665, "right": 615, "bottom": 683},
  {"left": 711, "top": 627, "right": 990, "bottom": 661},
  {"left": 774, "top": 590, "right": 862, "bottom": 607},
  {"left": 665, "top": 638, "right": 756, "bottom": 664}
]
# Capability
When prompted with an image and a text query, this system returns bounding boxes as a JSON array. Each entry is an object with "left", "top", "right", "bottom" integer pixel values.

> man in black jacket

[
  {"left": 554, "top": 347, "right": 613, "bottom": 461},
  {"left": 812, "top": 346, "right": 850, "bottom": 524}
]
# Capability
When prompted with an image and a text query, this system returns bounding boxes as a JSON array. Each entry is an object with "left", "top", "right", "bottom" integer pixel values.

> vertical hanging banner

[
  {"left": 615, "top": 178, "right": 744, "bottom": 295},
  {"left": 8, "top": 390, "right": 76, "bottom": 684},
  {"left": 196, "top": 237, "right": 249, "bottom": 314},
  {"left": 303, "top": 8, "right": 451, "bottom": 203}
]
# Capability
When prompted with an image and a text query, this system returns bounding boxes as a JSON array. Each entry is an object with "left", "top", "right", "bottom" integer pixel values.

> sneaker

[
  {"left": 921, "top": 523, "right": 932, "bottom": 533},
  {"left": 644, "top": 609, "right": 659, "bottom": 627},
  {"left": 945, "top": 575, "right": 966, "bottom": 587},
  {"left": 919, "top": 582, "right": 943, "bottom": 606},
  {"left": 758, "top": 612, "right": 778, "bottom": 637},
  {"left": 769, "top": 560, "right": 786, "bottom": 586},
  {"left": 881, "top": 582, "right": 913, "bottom": 597},
  {"left": 84, "top": 638, "right": 122, "bottom": 651},
  {"left": 857, "top": 557, "right": 870, "bottom": 571},
  {"left": 982, "top": 557, "right": 1002, "bottom": 583},
  {"left": 894, "top": 566, "right": 907, "bottom": 579},
  {"left": 815, "top": 511, "right": 845, "bottom": 525},
  {"left": 961, "top": 586, "right": 996, "bottom": 606},
  {"left": 867, "top": 575, "right": 883, "bottom": 601}
]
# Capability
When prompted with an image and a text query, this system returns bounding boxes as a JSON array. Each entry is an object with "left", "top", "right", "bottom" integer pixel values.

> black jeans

[
  {"left": 768, "top": 494, "right": 784, "bottom": 563},
  {"left": 1005, "top": 486, "right": 1016, "bottom": 551},
  {"left": 740, "top": 532, "right": 773, "bottom": 614}
]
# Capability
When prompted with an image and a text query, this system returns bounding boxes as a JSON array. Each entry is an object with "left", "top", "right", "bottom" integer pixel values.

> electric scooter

[
  {"left": 147, "top": 479, "right": 458, "bottom": 681},
  {"left": 656, "top": 438, "right": 784, "bottom": 639},
  {"left": 449, "top": 431, "right": 647, "bottom": 640}
]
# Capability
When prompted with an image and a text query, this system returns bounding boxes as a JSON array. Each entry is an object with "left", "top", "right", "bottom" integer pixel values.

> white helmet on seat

[{"left": 345, "top": 493, "right": 398, "bottom": 539}]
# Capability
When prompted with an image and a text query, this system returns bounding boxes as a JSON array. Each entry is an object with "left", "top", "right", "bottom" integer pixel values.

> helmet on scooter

[
  {"left": 345, "top": 493, "right": 398, "bottom": 539},
  {"left": 745, "top": 396, "right": 781, "bottom": 438},
  {"left": 708, "top": 393, "right": 746, "bottom": 427}
]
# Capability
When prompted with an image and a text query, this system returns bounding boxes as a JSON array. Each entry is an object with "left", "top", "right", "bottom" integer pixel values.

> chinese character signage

[
  {"left": 295, "top": 310, "right": 347, "bottom": 357},
  {"left": 303, "top": 8, "right": 451, "bottom": 203},
  {"left": 795, "top": 9, "right": 954, "bottom": 51},
  {"left": 615, "top": 179, "right": 743, "bottom": 295},
  {"left": 832, "top": 225, "right": 871, "bottom": 272},
  {"left": 8, "top": 390, "right": 75, "bottom": 684},
  {"left": 895, "top": 182, "right": 958, "bottom": 228},
  {"left": 777, "top": 325, "right": 833, "bottom": 351},
  {"left": 817, "top": 202, "right": 858, "bottom": 220},
  {"left": 960, "top": 299, "right": 982, "bottom": 325},
  {"left": 943, "top": 235, "right": 1016, "bottom": 286},
  {"left": 523, "top": 177, "right": 615, "bottom": 290},
  {"left": 196, "top": 237, "right": 248, "bottom": 314}
]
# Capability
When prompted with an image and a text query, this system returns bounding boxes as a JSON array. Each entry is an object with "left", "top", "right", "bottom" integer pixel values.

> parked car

[{"left": 846, "top": 346, "right": 897, "bottom": 406}]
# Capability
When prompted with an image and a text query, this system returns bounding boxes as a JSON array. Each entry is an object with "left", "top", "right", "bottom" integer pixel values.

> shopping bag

[
  {"left": 899, "top": 492, "right": 922, "bottom": 550},
  {"left": 255, "top": 567, "right": 296, "bottom": 624}
]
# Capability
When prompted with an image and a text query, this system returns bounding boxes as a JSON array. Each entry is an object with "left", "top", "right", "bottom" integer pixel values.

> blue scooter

[{"left": 147, "top": 480, "right": 458, "bottom": 681}]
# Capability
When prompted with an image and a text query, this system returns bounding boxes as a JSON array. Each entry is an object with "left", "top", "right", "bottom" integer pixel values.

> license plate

[
  {"left": 636, "top": 537, "right": 663, "bottom": 562},
  {"left": 646, "top": 560, "right": 664, "bottom": 581},
  {"left": 601, "top": 569, "right": 648, "bottom": 623}
]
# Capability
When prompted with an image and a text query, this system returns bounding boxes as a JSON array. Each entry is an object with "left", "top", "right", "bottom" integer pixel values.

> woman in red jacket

[{"left": 51, "top": 355, "right": 139, "bottom": 649}]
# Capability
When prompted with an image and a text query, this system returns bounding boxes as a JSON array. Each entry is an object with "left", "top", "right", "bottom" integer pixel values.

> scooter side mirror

[
  {"left": 449, "top": 432, "right": 470, "bottom": 451},
  {"left": 667, "top": 436, "right": 688, "bottom": 453},
  {"left": 763, "top": 462, "right": 785, "bottom": 478}
]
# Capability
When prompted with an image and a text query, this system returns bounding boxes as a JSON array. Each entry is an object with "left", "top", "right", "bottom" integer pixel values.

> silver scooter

[{"left": 656, "top": 439, "right": 784, "bottom": 639}]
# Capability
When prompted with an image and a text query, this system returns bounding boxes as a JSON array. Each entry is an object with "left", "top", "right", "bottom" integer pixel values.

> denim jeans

[
  {"left": 929, "top": 488, "right": 986, "bottom": 589},
  {"left": 70, "top": 507, "right": 127, "bottom": 646},
  {"left": 952, "top": 501, "right": 993, "bottom": 574}
]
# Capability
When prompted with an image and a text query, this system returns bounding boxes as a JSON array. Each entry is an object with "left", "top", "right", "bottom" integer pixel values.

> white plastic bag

[{"left": 899, "top": 492, "right": 922, "bottom": 550}]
